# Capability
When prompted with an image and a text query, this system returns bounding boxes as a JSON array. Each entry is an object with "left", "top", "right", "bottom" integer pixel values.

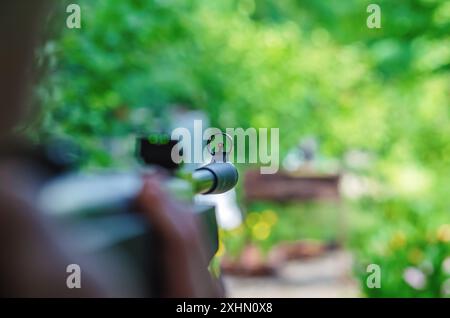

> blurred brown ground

[{"left": 223, "top": 250, "right": 360, "bottom": 298}]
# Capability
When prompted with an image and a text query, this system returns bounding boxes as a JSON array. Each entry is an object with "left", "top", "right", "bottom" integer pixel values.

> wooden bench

[
  {"left": 243, "top": 169, "right": 345, "bottom": 243},
  {"left": 244, "top": 169, "right": 340, "bottom": 203}
]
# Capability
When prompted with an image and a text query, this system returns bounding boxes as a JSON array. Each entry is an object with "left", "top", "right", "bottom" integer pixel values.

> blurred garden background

[{"left": 31, "top": 0, "right": 449, "bottom": 297}]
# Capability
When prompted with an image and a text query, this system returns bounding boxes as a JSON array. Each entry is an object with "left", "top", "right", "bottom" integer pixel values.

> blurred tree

[{"left": 32, "top": 0, "right": 450, "bottom": 296}]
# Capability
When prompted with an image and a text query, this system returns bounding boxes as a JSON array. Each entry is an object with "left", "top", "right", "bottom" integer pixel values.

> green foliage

[
  {"left": 220, "top": 201, "right": 341, "bottom": 258},
  {"left": 36, "top": 0, "right": 450, "bottom": 296},
  {"left": 350, "top": 198, "right": 450, "bottom": 297}
]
